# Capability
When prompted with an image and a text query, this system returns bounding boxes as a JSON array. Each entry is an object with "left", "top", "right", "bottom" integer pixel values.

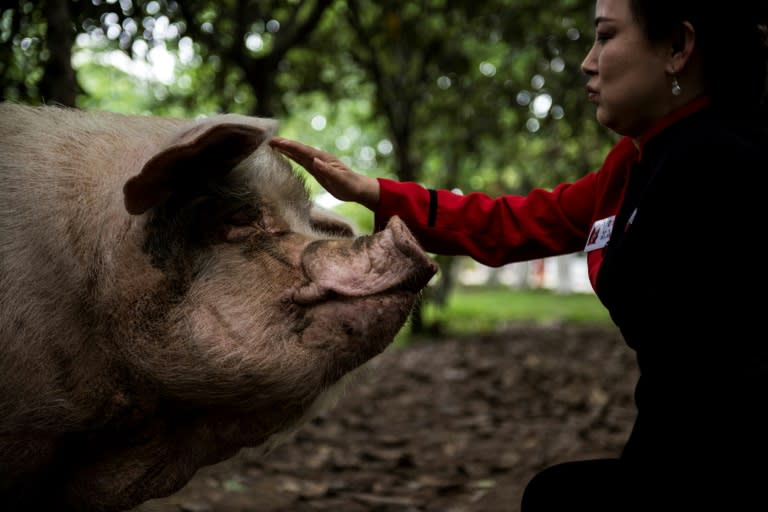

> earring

[{"left": 671, "top": 76, "right": 682, "bottom": 96}]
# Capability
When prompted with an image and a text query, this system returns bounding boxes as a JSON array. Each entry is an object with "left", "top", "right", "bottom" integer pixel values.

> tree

[
  {"left": 0, "top": 0, "right": 615, "bottom": 334},
  {"left": 171, "top": 0, "right": 334, "bottom": 116}
]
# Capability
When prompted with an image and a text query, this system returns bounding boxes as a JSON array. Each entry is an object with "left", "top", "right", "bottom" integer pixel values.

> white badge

[{"left": 584, "top": 215, "right": 615, "bottom": 252}]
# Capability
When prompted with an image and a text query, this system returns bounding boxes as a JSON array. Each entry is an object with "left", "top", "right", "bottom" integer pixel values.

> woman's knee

[{"left": 521, "top": 459, "right": 622, "bottom": 512}]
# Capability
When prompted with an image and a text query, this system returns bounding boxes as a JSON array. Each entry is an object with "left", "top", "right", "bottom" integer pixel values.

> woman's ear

[{"left": 666, "top": 21, "right": 697, "bottom": 74}]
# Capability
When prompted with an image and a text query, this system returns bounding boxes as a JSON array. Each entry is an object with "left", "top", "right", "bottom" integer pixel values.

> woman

[{"left": 271, "top": 0, "right": 768, "bottom": 509}]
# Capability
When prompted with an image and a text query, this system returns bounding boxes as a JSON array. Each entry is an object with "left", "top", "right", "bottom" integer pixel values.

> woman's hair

[{"left": 629, "top": 0, "right": 768, "bottom": 105}]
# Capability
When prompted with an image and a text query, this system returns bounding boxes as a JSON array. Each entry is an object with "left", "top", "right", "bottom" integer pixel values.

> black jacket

[{"left": 597, "top": 102, "right": 768, "bottom": 495}]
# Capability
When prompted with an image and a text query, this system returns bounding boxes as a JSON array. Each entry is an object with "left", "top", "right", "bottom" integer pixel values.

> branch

[{"left": 270, "top": 0, "right": 334, "bottom": 59}]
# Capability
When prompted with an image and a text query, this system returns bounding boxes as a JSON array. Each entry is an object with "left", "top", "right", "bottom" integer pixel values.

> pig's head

[{"left": 55, "top": 115, "right": 437, "bottom": 510}]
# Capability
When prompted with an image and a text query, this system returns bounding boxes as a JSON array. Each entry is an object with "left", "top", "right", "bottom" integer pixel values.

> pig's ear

[{"left": 123, "top": 119, "right": 275, "bottom": 215}]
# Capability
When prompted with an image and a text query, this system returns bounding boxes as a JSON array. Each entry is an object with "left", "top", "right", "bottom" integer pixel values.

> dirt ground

[{"left": 131, "top": 322, "right": 638, "bottom": 512}]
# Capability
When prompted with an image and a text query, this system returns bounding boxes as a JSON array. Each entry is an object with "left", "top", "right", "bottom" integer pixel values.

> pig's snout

[{"left": 290, "top": 216, "right": 437, "bottom": 305}]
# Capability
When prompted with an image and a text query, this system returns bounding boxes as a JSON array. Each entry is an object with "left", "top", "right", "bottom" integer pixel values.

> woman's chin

[
  {"left": 595, "top": 108, "right": 614, "bottom": 131},
  {"left": 596, "top": 111, "right": 634, "bottom": 137}
]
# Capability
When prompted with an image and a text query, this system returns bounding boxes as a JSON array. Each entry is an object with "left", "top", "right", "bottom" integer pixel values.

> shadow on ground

[{"left": 132, "top": 323, "right": 637, "bottom": 512}]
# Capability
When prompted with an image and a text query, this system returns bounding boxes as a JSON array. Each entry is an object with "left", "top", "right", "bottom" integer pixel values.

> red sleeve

[{"left": 374, "top": 173, "right": 600, "bottom": 267}]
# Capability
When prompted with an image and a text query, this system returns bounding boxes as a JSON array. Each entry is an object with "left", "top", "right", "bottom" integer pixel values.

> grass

[{"left": 395, "top": 286, "right": 612, "bottom": 345}]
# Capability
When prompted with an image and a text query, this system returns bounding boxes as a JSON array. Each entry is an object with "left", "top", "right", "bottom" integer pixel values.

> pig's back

[
  {"left": 0, "top": 103, "right": 185, "bottom": 429},
  {"left": 0, "top": 102, "right": 183, "bottom": 284}
]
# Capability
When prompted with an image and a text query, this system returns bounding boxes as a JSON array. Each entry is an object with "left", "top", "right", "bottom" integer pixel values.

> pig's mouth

[{"left": 282, "top": 287, "right": 426, "bottom": 376}]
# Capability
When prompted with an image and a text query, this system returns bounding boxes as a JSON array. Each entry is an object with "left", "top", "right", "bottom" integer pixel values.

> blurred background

[{"left": 0, "top": 0, "right": 617, "bottom": 337}]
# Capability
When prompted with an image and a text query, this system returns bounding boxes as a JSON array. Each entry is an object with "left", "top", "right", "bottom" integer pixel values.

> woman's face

[{"left": 581, "top": 0, "right": 673, "bottom": 137}]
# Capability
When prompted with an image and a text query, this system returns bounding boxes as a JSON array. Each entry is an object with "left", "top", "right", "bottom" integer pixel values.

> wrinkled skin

[{"left": 0, "top": 103, "right": 437, "bottom": 511}]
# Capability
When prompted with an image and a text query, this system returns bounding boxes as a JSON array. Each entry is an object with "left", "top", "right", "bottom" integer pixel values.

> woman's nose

[{"left": 581, "top": 44, "right": 598, "bottom": 76}]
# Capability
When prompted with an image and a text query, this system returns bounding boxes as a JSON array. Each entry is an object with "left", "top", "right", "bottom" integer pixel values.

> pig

[{"left": 0, "top": 102, "right": 437, "bottom": 512}]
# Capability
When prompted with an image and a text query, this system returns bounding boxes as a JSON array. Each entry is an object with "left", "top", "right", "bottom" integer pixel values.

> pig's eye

[
  {"left": 219, "top": 204, "right": 292, "bottom": 241},
  {"left": 213, "top": 205, "right": 260, "bottom": 242},
  {"left": 228, "top": 206, "right": 258, "bottom": 226}
]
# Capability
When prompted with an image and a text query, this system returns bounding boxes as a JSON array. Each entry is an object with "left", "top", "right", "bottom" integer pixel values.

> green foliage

[{"left": 0, "top": 5, "right": 47, "bottom": 103}]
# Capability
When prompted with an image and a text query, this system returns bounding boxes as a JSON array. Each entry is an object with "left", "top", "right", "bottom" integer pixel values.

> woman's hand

[{"left": 269, "top": 136, "right": 380, "bottom": 211}]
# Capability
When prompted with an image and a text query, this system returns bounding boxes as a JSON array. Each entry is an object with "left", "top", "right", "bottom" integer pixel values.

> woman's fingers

[
  {"left": 270, "top": 137, "right": 333, "bottom": 171},
  {"left": 269, "top": 137, "right": 306, "bottom": 165}
]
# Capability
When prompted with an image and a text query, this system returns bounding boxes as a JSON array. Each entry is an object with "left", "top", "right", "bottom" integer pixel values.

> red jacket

[{"left": 374, "top": 97, "right": 711, "bottom": 292}]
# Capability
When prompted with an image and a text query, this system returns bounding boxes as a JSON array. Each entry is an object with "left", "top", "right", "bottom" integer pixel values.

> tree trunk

[
  {"left": 246, "top": 59, "right": 277, "bottom": 117},
  {"left": 40, "top": 0, "right": 78, "bottom": 107}
]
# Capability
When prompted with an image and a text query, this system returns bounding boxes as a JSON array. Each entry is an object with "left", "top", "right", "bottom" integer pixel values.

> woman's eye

[{"left": 596, "top": 32, "right": 613, "bottom": 42}]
